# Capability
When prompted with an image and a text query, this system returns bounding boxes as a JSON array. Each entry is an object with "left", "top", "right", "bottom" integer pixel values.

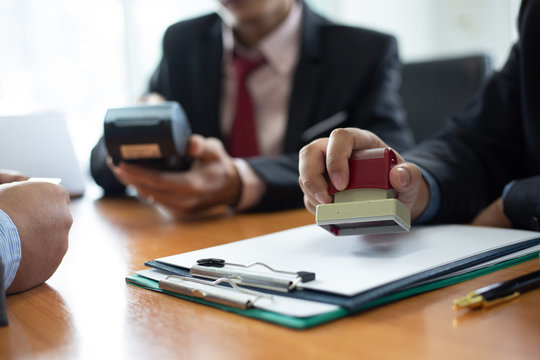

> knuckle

[
  {"left": 300, "top": 138, "right": 325, "bottom": 158},
  {"left": 299, "top": 175, "right": 318, "bottom": 192},
  {"left": 329, "top": 127, "right": 348, "bottom": 139},
  {"left": 44, "top": 182, "right": 70, "bottom": 200},
  {"left": 298, "top": 145, "right": 309, "bottom": 159},
  {"left": 207, "top": 137, "right": 224, "bottom": 150}
]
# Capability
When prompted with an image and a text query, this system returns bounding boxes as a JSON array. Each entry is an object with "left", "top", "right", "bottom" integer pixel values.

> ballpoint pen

[{"left": 453, "top": 269, "right": 540, "bottom": 310}]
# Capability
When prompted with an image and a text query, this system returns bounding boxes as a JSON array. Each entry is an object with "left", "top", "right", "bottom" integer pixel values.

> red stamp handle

[{"left": 328, "top": 147, "right": 397, "bottom": 195}]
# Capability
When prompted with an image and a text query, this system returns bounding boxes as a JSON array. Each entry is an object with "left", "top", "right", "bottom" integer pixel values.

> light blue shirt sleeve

[
  {"left": 0, "top": 209, "right": 22, "bottom": 290},
  {"left": 413, "top": 166, "right": 441, "bottom": 224},
  {"left": 502, "top": 180, "right": 516, "bottom": 199}
]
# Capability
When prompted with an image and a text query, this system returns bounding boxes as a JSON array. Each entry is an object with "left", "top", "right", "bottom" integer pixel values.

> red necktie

[{"left": 227, "top": 53, "right": 264, "bottom": 158}]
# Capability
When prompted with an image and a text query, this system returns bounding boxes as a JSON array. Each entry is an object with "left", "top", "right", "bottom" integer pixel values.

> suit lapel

[
  {"left": 284, "top": 4, "right": 326, "bottom": 152},
  {"left": 194, "top": 17, "right": 223, "bottom": 139}
]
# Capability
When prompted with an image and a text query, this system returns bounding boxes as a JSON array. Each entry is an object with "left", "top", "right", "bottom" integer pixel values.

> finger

[
  {"left": 388, "top": 163, "right": 423, "bottom": 209},
  {"left": 303, "top": 195, "right": 317, "bottom": 215},
  {"left": 116, "top": 160, "right": 208, "bottom": 198},
  {"left": 109, "top": 164, "right": 132, "bottom": 187},
  {"left": 132, "top": 182, "right": 181, "bottom": 206},
  {"left": 137, "top": 92, "right": 166, "bottom": 104},
  {"left": 299, "top": 138, "right": 333, "bottom": 204},
  {"left": 159, "top": 195, "right": 200, "bottom": 213},
  {"left": 106, "top": 157, "right": 116, "bottom": 170},
  {"left": 106, "top": 158, "right": 132, "bottom": 187},
  {"left": 115, "top": 136, "right": 226, "bottom": 193},
  {"left": 0, "top": 170, "right": 28, "bottom": 184},
  {"left": 135, "top": 183, "right": 200, "bottom": 213},
  {"left": 298, "top": 175, "right": 332, "bottom": 205},
  {"left": 110, "top": 162, "right": 157, "bottom": 188},
  {"left": 302, "top": 191, "right": 322, "bottom": 211},
  {"left": 187, "top": 134, "right": 205, "bottom": 157},
  {"left": 191, "top": 136, "right": 226, "bottom": 162},
  {"left": 115, "top": 162, "right": 185, "bottom": 191},
  {"left": 326, "top": 128, "right": 389, "bottom": 191}
]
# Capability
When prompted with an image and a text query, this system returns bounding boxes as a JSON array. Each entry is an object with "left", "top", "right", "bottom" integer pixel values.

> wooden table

[{"left": 1, "top": 188, "right": 539, "bottom": 359}]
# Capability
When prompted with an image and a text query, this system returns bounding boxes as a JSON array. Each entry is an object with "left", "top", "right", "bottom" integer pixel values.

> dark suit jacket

[
  {"left": 405, "top": 0, "right": 540, "bottom": 230},
  {"left": 0, "top": 259, "right": 7, "bottom": 326},
  {"left": 91, "top": 3, "right": 414, "bottom": 211}
]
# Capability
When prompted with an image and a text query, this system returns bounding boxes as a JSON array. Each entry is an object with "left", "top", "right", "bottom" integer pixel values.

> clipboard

[{"left": 126, "top": 224, "right": 540, "bottom": 329}]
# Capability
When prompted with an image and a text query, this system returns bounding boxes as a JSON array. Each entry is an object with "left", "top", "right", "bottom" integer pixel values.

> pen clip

[
  {"left": 159, "top": 275, "right": 272, "bottom": 310},
  {"left": 192, "top": 258, "right": 316, "bottom": 292},
  {"left": 453, "top": 268, "right": 540, "bottom": 310}
]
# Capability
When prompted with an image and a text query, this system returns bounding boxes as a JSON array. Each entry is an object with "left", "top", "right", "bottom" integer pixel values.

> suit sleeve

[
  {"left": 405, "top": 44, "right": 526, "bottom": 224},
  {"left": 247, "top": 36, "right": 413, "bottom": 212},
  {"left": 503, "top": 176, "right": 540, "bottom": 231},
  {"left": 246, "top": 154, "right": 302, "bottom": 211}
]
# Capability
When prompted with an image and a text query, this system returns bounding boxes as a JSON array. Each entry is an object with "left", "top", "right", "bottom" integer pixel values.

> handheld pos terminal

[
  {"left": 316, "top": 147, "right": 411, "bottom": 236},
  {"left": 103, "top": 101, "right": 191, "bottom": 171}
]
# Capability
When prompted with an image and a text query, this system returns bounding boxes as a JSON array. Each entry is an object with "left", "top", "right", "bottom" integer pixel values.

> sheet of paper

[
  {"left": 136, "top": 269, "right": 340, "bottom": 318},
  {"left": 156, "top": 224, "right": 540, "bottom": 297}
]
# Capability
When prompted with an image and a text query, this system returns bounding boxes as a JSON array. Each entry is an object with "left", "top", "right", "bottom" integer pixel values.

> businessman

[
  {"left": 299, "top": 0, "right": 540, "bottom": 231},
  {"left": 91, "top": 0, "right": 414, "bottom": 217},
  {"left": 0, "top": 172, "right": 72, "bottom": 326}
]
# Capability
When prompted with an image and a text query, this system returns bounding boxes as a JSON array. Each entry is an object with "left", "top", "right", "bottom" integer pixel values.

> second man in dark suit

[{"left": 299, "top": 0, "right": 540, "bottom": 232}]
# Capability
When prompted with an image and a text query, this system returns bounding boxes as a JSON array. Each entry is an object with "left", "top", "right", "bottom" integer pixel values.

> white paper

[{"left": 156, "top": 224, "right": 540, "bottom": 296}]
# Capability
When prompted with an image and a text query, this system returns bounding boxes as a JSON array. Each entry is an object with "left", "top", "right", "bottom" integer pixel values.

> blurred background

[{"left": 0, "top": 0, "right": 520, "bottom": 170}]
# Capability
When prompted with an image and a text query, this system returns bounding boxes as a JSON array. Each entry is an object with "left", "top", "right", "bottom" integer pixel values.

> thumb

[
  {"left": 187, "top": 135, "right": 224, "bottom": 162},
  {"left": 187, "top": 134, "right": 205, "bottom": 157}
]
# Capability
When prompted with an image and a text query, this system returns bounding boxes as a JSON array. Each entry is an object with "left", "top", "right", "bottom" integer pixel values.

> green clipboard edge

[{"left": 125, "top": 252, "right": 539, "bottom": 330}]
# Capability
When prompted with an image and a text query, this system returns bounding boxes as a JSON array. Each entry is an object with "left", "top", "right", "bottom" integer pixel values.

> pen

[{"left": 453, "top": 269, "right": 540, "bottom": 310}]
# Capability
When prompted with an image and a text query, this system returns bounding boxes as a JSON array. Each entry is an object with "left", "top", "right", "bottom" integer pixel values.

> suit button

[{"left": 530, "top": 216, "right": 540, "bottom": 231}]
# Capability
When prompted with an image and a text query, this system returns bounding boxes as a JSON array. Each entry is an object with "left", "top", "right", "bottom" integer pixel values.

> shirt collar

[{"left": 221, "top": 1, "right": 302, "bottom": 76}]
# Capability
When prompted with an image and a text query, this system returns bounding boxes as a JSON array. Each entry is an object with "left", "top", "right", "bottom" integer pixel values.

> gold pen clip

[{"left": 453, "top": 291, "right": 520, "bottom": 310}]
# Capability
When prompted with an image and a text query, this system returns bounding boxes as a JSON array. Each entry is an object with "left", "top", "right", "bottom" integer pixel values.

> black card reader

[{"left": 103, "top": 101, "right": 191, "bottom": 171}]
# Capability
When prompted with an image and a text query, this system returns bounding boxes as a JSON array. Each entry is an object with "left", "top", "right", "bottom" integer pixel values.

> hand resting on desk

[{"left": 0, "top": 180, "right": 72, "bottom": 293}]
